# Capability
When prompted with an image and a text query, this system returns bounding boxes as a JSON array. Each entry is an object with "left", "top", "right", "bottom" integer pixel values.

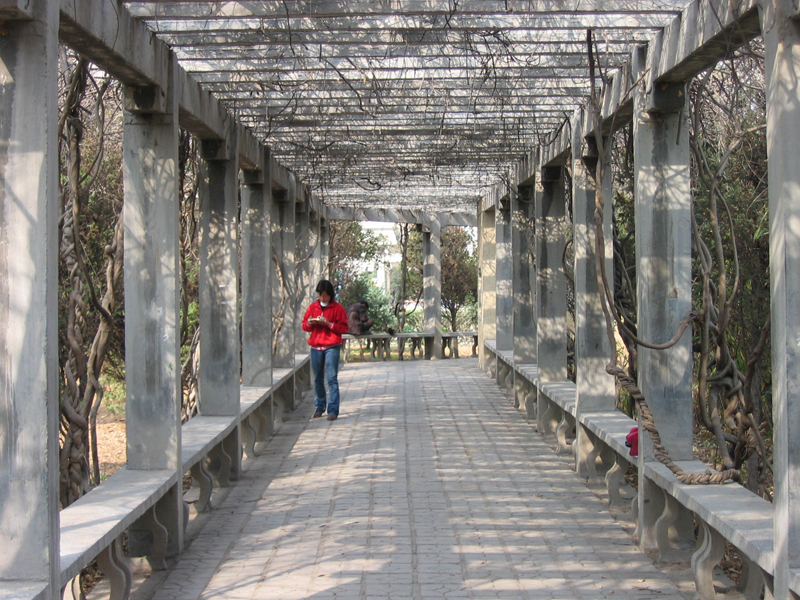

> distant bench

[{"left": 342, "top": 332, "right": 478, "bottom": 361}]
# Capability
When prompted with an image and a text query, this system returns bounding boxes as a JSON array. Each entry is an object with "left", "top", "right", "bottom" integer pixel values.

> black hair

[
  {"left": 315, "top": 279, "right": 336, "bottom": 298},
  {"left": 359, "top": 300, "right": 369, "bottom": 309}
]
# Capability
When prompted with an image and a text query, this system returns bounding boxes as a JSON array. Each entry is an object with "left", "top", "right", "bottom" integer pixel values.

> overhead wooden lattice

[{"left": 123, "top": 0, "right": 697, "bottom": 211}]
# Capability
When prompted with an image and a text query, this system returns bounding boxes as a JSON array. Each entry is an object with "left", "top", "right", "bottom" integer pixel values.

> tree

[
  {"left": 441, "top": 227, "right": 478, "bottom": 331},
  {"left": 389, "top": 224, "right": 423, "bottom": 331},
  {"left": 327, "top": 220, "right": 386, "bottom": 295}
]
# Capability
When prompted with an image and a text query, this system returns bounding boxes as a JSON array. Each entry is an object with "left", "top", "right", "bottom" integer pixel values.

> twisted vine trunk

[{"left": 58, "top": 56, "right": 124, "bottom": 507}]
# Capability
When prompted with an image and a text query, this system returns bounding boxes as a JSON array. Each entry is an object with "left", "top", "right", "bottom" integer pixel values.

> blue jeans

[{"left": 310, "top": 346, "right": 341, "bottom": 416}]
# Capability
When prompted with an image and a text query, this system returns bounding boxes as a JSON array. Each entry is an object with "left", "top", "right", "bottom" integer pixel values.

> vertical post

[
  {"left": 319, "top": 215, "right": 330, "bottom": 278},
  {"left": 477, "top": 203, "right": 496, "bottom": 371},
  {"left": 423, "top": 213, "right": 442, "bottom": 359},
  {"left": 241, "top": 150, "right": 273, "bottom": 387},
  {"left": 295, "top": 196, "right": 311, "bottom": 346},
  {"left": 761, "top": 3, "right": 800, "bottom": 597},
  {"left": 513, "top": 183, "right": 537, "bottom": 418},
  {"left": 536, "top": 165, "right": 568, "bottom": 382},
  {"left": 632, "top": 43, "right": 693, "bottom": 548},
  {"left": 0, "top": 2, "right": 61, "bottom": 595},
  {"left": 571, "top": 110, "right": 615, "bottom": 478},
  {"left": 535, "top": 164, "right": 568, "bottom": 431},
  {"left": 495, "top": 196, "right": 513, "bottom": 352},
  {"left": 198, "top": 127, "right": 242, "bottom": 475},
  {"left": 271, "top": 179, "right": 297, "bottom": 370},
  {"left": 123, "top": 60, "right": 184, "bottom": 557}
]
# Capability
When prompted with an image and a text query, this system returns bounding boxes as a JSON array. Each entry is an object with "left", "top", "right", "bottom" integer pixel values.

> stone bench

[
  {"left": 56, "top": 355, "right": 311, "bottom": 600},
  {"left": 342, "top": 333, "right": 392, "bottom": 361},
  {"left": 60, "top": 469, "right": 177, "bottom": 599},
  {"left": 441, "top": 332, "right": 479, "bottom": 358},
  {"left": 481, "top": 339, "right": 785, "bottom": 599}
]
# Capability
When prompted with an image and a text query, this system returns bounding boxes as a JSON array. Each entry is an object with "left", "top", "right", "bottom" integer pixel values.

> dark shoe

[
  {"left": 327, "top": 414, "right": 338, "bottom": 421},
  {"left": 313, "top": 411, "right": 323, "bottom": 418}
]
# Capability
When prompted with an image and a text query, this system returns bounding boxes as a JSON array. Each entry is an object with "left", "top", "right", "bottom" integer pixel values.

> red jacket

[{"left": 302, "top": 300, "right": 349, "bottom": 347}]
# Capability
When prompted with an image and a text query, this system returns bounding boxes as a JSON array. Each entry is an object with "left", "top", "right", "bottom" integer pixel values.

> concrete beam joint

[
  {"left": 242, "top": 168, "right": 265, "bottom": 185},
  {"left": 647, "top": 81, "right": 687, "bottom": 113},
  {"left": 541, "top": 165, "right": 563, "bottom": 183},
  {"left": 200, "top": 138, "right": 229, "bottom": 161},
  {"left": 0, "top": 0, "right": 33, "bottom": 19},
  {"left": 124, "top": 84, "right": 167, "bottom": 115}
]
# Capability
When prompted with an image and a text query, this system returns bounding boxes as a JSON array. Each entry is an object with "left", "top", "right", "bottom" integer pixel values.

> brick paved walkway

[{"left": 139, "top": 359, "right": 692, "bottom": 600}]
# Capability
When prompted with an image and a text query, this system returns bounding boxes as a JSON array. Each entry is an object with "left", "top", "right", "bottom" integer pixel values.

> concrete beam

[
  {"left": 326, "top": 206, "right": 476, "bottom": 227},
  {"left": 0, "top": 0, "right": 33, "bottom": 19},
  {"left": 58, "top": 0, "right": 281, "bottom": 166}
]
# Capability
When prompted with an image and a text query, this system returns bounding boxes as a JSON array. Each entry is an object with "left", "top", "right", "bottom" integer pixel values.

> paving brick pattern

[{"left": 143, "top": 359, "right": 691, "bottom": 600}]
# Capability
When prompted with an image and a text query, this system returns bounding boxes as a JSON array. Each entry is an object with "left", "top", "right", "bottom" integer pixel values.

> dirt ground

[{"left": 96, "top": 406, "right": 126, "bottom": 480}]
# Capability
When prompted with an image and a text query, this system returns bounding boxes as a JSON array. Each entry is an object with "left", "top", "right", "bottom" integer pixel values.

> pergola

[{"left": 3, "top": 1, "right": 800, "bottom": 599}]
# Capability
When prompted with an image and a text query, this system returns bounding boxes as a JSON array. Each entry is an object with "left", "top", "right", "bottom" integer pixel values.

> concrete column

[
  {"left": 122, "top": 61, "right": 184, "bottom": 558},
  {"left": 513, "top": 184, "right": 537, "bottom": 418},
  {"left": 423, "top": 213, "right": 442, "bottom": 359},
  {"left": 241, "top": 151, "right": 272, "bottom": 387},
  {"left": 198, "top": 129, "right": 241, "bottom": 422},
  {"left": 536, "top": 166, "right": 568, "bottom": 383},
  {"left": 512, "top": 185, "right": 537, "bottom": 365},
  {"left": 320, "top": 216, "right": 330, "bottom": 278},
  {"left": 632, "top": 46, "right": 693, "bottom": 548},
  {"left": 761, "top": 3, "right": 800, "bottom": 597},
  {"left": 0, "top": 3, "right": 61, "bottom": 595},
  {"left": 477, "top": 205, "right": 496, "bottom": 370},
  {"left": 271, "top": 178, "right": 297, "bottom": 369},
  {"left": 295, "top": 199, "right": 311, "bottom": 346},
  {"left": 571, "top": 112, "right": 616, "bottom": 478},
  {"left": 495, "top": 196, "right": 513, "bottom": 352}
]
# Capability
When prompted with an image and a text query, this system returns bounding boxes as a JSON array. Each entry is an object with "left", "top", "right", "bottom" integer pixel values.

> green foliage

[
  {"left": 441, "top": 227, "right": 478, "bottom": 331},
  {"left": 328, "top": 221, "right": 388, "bottom": 295},
  {"left": 338, "top": 273, "right": 395, "bottom": 332}
]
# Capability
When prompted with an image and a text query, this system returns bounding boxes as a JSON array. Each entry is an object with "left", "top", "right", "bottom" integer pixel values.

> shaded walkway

[{"left": 138, "top": 360, "right": 691, "bottom": 600}]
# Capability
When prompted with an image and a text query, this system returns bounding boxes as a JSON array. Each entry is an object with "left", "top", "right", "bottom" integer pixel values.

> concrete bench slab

[
  {"left": 0, "top": 581, "right": 49, "bottom": 600},
  {"left": 181, "top": 416, "right": 238, "bottom": 471},
  {"left": 579, "top": 411, "right": 637, "bottom": 458},
  {"left": 539, "top": 380, "right": 577, "bottom": 415},
  {"left": 240, "top": 386, "right": 271, "bottom": 419},
  {"left": 59, "top": 468, "right": 176, "bottom": 586},
  {"left": 645, "top": 461, "right": 774, "bottom": 574}
]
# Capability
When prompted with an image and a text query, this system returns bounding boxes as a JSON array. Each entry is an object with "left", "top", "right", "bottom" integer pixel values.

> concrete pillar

[
  {"left": 571, "top": 111, "right": 615, "bottom": 478},
  {"left": 632, "top": 45, "right": 693, "bottom": 548},
  {"left": 320, "top": 216, "right": 330, "bottom": 277},
  {"left": 512, "top": 184, "right": 537, "bottom": 365},
  {"left": 477, "top": 204, "right": 496, "bottom": 370},
  {"left": 761, "top": 3, "right": 800, "bottom": 596},
  {"left": 271, "top": 178, "right": 297, "bottom": 369},
  {"left": 495, "top": 196, "right": 513, "bottom": 352},
  {"left": 241, "top": 151, "right": 273, "bottom": 387},
  {"left": 0, "top": 3, "right": 61, "bottom": 595},
  {"left": 535, "top": 164, "right": 568, "bottom": 434},
  {"left": 423, "top": 213, "right": 442, "bottom": 359},
  {"left": 513, "top": 183, "right": 537, "bottom": 419},
  {"left": 309, "top": 210, "right": 322, "bottom": 285},
  {"left": 122, "top": 60, "right": 184, "bottom": 558},
  {"left": 198, "top": 129, "right": 241, "bottom": 431},
  {"left": 295, "top": 198, "right": 311, "bottom": 346},
  {"left": 536, "top": 165, "right": 568, "bottom": 383}
]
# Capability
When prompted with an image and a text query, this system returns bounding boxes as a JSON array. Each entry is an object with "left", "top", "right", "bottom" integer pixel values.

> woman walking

[{"left": 302, "top": 280, "right": 349, "bottom": 421}]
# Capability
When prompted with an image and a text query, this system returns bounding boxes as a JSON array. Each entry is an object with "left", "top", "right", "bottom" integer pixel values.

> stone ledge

[
  {"left": 180, "top": 416, "right": 238, "bottom": 472},
  {"left": 644, "top": 460, "right": 774, "bottom": 575},
  {"left": 59, "top": 468, "right": 177, "bottom": 586},
  {"left": 0, "top": 581, "right": 49, "bottom": 600}
]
